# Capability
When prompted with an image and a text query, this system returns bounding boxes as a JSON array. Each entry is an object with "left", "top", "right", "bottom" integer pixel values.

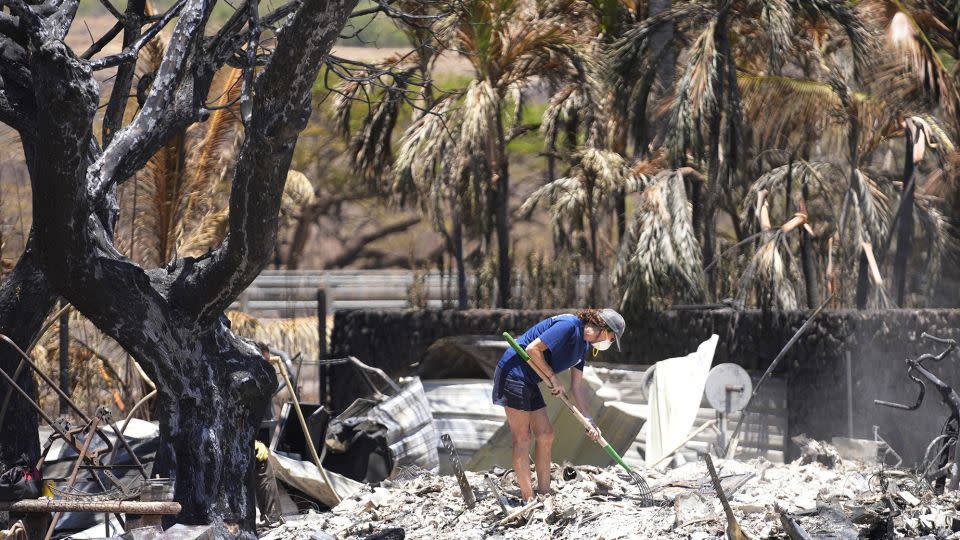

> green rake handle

[{"left": 502, "top": 332, "right": 636, "bottom": 475}]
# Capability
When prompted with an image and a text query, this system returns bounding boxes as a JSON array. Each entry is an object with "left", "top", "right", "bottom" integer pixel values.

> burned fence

[{"left": 331, "top": 308, "right": 960, "bottom": 462}]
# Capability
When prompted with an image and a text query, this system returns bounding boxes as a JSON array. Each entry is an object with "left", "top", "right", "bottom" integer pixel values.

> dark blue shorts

[{"left": 492, "top": 365, "right": 546, "bottom": 411}]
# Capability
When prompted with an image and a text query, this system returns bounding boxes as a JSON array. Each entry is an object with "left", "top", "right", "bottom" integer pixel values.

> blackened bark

[
  {"left": 0, "top": 236, "right": 57, "bottom": 466},
  {"left": 452, "top": 210, "right": 468, "bottom": 310},
  {"left": 893, "top": 130, "right": 916, "bottom": 307},
  {"left": 800, "top": 183, "right": 820, "bottom": 308},
  {"left": 178, "top": 0, "right": 360, "bottom": 324},
  {"left": 150, "top": 326, "right": 274, "bottom": 531},
  {"left": 494, "top": 100, "right": 511, "bottom": 308},
  {"left": 648, "top": 0, "right": 675, "bottom": 146},
  {"left": 855, "top": 251, "right": 870, "bottom": 309},
  {"left": 102, "top": 0, "right": 146, "bottom": 144}
]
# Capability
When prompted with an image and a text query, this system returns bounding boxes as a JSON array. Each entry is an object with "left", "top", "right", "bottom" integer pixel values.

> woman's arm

[
  {"left": 525, "top": 338, "right": 563, "bottom": 392},
  {"left": 570, "top": 368, "right": 601, "bottom": 441}
]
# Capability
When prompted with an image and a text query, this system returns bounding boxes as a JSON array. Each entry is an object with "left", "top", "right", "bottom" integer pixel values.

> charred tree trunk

[
  {"left": 799, "top": 184, "right": 820, "bottom": 308},
  {"left": 452, "top": 209, "right": 468, "bottom": 310},
  {"left": 148, "top": 326, "right": 274, "bottom": 530},
  {"left": 0, "top": 236, "right": 57, "bottom": 466},
  {"left": 702, "top": 73, "right": 724, "bottom": 296},
  {"left": 648, "top": 0, "right": 675, "bottom": 148},
  {"left": 494, "top": 100, "right": 511, "bottom": 308},
  {"left": 893, "top": 128, "right": 916, "bottom": 307}
]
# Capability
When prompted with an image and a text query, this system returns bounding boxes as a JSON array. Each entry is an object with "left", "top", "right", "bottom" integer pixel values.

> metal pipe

[
  {"left": 0, "top": 500, "right": 180, "bottom": 514},
  {"left": 0, "top": 334, "right": 91, "bottom": 422},
  {"left": 273, "top": 356, "right": 340, "bottom": 504},
  {"left": 119, "top": 390, "right": 157, "bottom": 436},
  {"left": 0, "top": 303, "right": 73, "bottom": 427},
  {"left": 724, "top": 295, "right": 833, "bottom": 456}
]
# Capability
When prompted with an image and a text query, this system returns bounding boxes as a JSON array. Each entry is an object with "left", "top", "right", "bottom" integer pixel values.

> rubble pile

[{"left": 261, "top": 455, "right": 960, "bottom": 540}]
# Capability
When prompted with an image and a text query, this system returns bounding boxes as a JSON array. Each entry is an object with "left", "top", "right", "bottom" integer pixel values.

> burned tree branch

[
  {"left": 88, "top": 0, "right": 188, "bottom": 71},
  {"left": 178, "top": 0, "right": 361, "bottom": 325},
  {"left": 96, "top": 0, "right": 125, "bottom": 21},
  {"left": 93, "top": 0, "right": 206, "bottom": 193},
  {"left": 80, "top": 20, "right": 122, "bottom": 59},
  {"left": 101, "top": 0, "right": 146, "bottom": 144}
]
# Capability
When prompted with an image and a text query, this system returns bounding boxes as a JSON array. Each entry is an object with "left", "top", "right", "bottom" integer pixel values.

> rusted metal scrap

[{"left": 441, "top": 434, "right": 476, "bottom": 509}]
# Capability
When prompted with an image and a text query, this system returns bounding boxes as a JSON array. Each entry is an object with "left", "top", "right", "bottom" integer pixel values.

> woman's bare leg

[
  {"left": 504, "top": 406, "right": 534, "bottom": 501},
  {"left": 530, "top": 407, "right": 555, "bottom": 495}
]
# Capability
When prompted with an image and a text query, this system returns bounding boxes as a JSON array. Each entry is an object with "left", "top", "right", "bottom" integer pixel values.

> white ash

[{"left": 260, "top": 458, "right": 960, "bottom": 539}]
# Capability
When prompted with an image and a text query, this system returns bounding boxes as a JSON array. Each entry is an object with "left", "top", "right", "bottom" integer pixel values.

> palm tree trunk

[
  {"left": 800, "top": 183, "right": 820, "bottom": 307},
  {"left": 453, "top": 208, "right": 468, "bottom": 309},
  {"left": 701, "top": 13, "right": 730, "bottom": 298},
  {"left": 855, "top": 250, "right": 870, "bottom": 308},
  {"left": 893, "top": 128, "right": 916, "bottom": 306},
  {"left": 649, "top": 0, "right": 675, "bottom": 149},
  {"left": 615, "top": 190, "right": 626, "bottom": 247},
  {"left": 494, "top": 103, "right": 511, "bottom": 308},
  {"left": 588, "top": 208, "right": 599, "bottom": 305},
  {"left": 702, "top": 86, "right": 724, "bottom": 296}
]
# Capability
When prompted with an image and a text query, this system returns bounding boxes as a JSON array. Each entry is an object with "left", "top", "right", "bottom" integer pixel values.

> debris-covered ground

[{"left": 260, "top": 453, "right": 960, "bottom": 540}]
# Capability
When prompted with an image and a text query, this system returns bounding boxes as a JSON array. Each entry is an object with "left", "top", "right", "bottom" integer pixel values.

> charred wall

[{"left": 330, "top": 308, "right": 960, "bottom": 463}]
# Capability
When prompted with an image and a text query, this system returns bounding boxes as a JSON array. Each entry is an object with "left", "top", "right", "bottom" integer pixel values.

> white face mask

[{"left": 593, "top": 339, "right": 612, "bottom": 351}]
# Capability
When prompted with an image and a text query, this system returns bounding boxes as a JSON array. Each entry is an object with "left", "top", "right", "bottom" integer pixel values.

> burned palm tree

[
  {"left": 612, "top": 0, "right": 874, "bottom": 298},
  {"left": 614, "top": 170, "right": 706, "bottom": 311},
  {"left": 345, "top": 0, "right": 599, "bottom": 307},
  {"left": 520, "top": 148, "right": 646, "bottom": 302}
]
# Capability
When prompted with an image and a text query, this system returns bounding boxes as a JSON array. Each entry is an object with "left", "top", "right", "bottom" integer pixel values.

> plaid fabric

[{"left": 368, "top": 377, "right": 440, "bottom": 472}]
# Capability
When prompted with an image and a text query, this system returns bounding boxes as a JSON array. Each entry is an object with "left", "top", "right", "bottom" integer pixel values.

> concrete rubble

[{"left": 257, "top": 449, "right": 960, "bottom": 539}]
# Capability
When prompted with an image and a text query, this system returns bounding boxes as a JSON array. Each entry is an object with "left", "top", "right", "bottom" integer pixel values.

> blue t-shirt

[{"left": 498, "top": 314, "right": 589, "bottom": 384}]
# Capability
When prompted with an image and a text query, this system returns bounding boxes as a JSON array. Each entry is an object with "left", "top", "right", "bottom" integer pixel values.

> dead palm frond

[
  {"left": 735, "top": 191, "right": 806, "bottom": 310},
  {"left": 739, "top": 75, "right": 896, "bottom": 154},
  {"left": 614, "top": 170, "right": 705, "bottom": 310},
  {"left": 120, "top": 63, "right": 244, "bottom": 267},
  {"left": 853, "top": 170, "right": 891, "bottom": 244},
  {"left": 664, "top": 18, "right": 720, "bottom": 162},
  {"left": 226, "top": 311, "right": 320, "bottom": 361},
  {"left": 737, "top": 233, "right": 800, "bottom": 310},
  {"left": 281, "top": 170, "right": 317, "bottom": 224},
  {"left": 914, "top": 196, "right": 951, "bottom": 298},
  {"left": 874, "top": 3, "right": 960, "bottom": 121},
  {"left": 520, "top": 147, "right": 647, "bottom": 221}
]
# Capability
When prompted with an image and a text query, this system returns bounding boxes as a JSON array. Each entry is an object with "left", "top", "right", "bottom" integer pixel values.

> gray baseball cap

[{"left": 599, "top": 308, "right": 625, "bottom": 351}]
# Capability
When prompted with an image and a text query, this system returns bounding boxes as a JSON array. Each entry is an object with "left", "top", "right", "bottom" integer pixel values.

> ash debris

[{"left": 258, "top": 447, "right": 960, "bottom": 540}]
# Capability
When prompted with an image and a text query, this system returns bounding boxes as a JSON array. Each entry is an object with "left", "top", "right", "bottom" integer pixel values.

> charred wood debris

[{"left": 7, "top": 334, "right": 960, "bottom": 539}]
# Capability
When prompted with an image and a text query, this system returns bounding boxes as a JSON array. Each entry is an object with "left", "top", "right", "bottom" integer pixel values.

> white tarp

[{"left": 645, "top": 335, "right": 719, "bottom": 468}]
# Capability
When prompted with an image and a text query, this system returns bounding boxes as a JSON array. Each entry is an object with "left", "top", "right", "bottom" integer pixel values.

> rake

[{"left": 502, "top": 332, "right": 653, "bottom": 506}]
